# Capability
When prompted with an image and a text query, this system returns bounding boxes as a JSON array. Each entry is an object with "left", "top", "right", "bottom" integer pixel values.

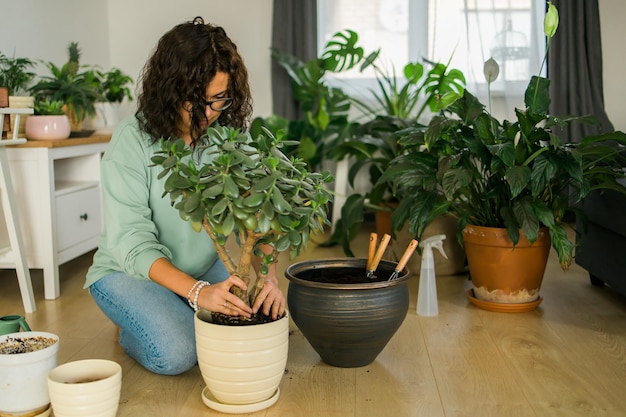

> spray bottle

[{"left": 417, "top": 234, "right": 448, "bottom": 316}]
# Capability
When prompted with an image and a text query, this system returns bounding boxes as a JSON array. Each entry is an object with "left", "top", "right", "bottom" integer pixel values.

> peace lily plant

[
  {"left": 152, "top": 126, "right": 333, "bottom": 318},
  {"left": 384, "top": 2, "right": 626, "bottom": 270}
]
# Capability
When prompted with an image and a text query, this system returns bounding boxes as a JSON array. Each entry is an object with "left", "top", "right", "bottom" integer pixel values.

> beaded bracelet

[
  {"left": 190, "top": 281, "right": 210, "bottom": 312},
  {"left": 186, "top": 280, "right": 203, "bottom": 309}
]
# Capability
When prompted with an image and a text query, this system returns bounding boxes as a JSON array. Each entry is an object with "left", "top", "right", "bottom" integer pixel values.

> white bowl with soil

[{"left": 0, "top": 331, "right": 59, "bottom": 416}]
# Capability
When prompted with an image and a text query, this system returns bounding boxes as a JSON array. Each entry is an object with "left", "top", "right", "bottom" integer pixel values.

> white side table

[{"left": 3, "top": 135, "right": 109, "bottom": 300}]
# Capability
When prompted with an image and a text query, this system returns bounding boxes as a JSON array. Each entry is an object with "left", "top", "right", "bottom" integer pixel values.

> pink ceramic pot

[{"left": 25, "top": 115, "right": 71, "bottom": 141}]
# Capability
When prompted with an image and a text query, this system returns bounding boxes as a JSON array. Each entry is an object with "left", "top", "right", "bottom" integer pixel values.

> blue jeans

[{"left": 89, "top": 260, "right": 230, "bottom": 375}]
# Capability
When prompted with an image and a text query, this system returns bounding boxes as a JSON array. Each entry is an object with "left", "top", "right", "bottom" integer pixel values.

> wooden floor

[{"left": 2, "top": 225, "right": 626, "bottom": 417}]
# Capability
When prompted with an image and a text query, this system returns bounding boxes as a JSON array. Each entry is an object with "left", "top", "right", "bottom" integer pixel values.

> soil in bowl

[{"left": 0, "top": 336, "right": 57, "bottom": 354}]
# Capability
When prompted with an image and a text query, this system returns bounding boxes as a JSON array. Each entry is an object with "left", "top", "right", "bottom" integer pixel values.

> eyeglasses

[{"left": 205, "top": 97, "right": 233, "bottom": 112}]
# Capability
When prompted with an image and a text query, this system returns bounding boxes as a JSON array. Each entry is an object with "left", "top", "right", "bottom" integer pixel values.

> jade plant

[{"left": 152, "top": 126, "right": 333, "bottom": 314}]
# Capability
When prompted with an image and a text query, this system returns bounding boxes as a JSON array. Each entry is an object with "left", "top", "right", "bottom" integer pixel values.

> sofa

[{"left": 575, "top": 179, "right": 626, "bottom": 297}]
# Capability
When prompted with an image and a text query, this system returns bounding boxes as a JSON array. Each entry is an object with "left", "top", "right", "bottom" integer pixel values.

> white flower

[{"left": 483, "top": 58, "right": 500, "bottom": 83}]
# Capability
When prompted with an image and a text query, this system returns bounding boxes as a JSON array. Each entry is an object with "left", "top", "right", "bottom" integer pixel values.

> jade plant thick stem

[{"left": 152, "top": 126, "right": 333, "bottom": 308}]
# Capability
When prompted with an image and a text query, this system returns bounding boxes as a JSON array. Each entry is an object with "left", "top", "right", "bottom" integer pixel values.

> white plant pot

[
  {"left": 194, "top": 310, "right": 288, "bottom": 414},
  {"left": 0, "top": 331, "right": 59, "bottom": 415},
  {"left": 83, "top": 102, "right": 121, "bottom": 132},
  {"left": 25, "top": 115, "right": 71, "bottom": 141},
  {"left": 47, "top": 359, "right": 122, "bottom": 417}
]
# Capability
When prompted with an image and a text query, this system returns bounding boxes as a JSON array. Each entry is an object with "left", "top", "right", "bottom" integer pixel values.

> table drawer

[{"left": 55, "top": 186, "right": 102, "bottom": 251}]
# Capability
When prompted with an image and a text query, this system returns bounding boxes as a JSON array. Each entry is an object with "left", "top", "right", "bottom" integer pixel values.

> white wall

[
  {"left": 1, "top": 0, "right": 273, "bottom": 120},
  {"left": 1, "top": 0, "right": 623, "bottom": 131}
]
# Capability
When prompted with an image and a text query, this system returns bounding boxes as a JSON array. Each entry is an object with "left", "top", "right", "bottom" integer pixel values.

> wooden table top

[{"left": 5, "top": 133, "right": 112, "bottom": 148}]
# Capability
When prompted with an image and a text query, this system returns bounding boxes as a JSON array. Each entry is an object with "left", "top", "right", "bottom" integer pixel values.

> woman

[{"left": 86, "top": 17, "right": 285, "bottom": 375}]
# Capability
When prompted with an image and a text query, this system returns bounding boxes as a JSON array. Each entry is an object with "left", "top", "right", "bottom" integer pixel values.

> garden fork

[{"left": 366, "top": 233, "right": 391, "bottom": 279}]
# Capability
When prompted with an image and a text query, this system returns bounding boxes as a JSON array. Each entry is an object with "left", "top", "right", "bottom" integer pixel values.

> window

[{"left": 317, "top": 0, "right": 546, "bottom": 120}]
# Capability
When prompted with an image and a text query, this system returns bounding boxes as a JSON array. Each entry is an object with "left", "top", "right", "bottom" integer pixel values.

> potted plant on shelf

[
  {"left": 383, "top": 2, "right": 626, "bottom": 311},
  {"left": 0, "top": 51, "right": 36, "bottom": 137},
  {"left": 25, "top": 98, "right": 71, "bottom": 141},
  {"left": 29, "top": 42, "right": 101, "bottom": 133},
  {"left": 151, "top": 126, "right": 333, "bottom": 412},
  {"left": 86, "top": 67, "right": 134, "bottom": 130}
]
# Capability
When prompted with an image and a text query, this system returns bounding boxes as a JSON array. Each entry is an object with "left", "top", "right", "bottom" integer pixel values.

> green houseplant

[
  {"left": 383, "top": 2, "right": 626, "bottom": 308},
  {"left": 0, "top": 52, "right": 36, "bottom": 96},
  {"left": 25, "top": 98, "right": 71, "bottom": 141},
  {"left": 86, "top": 67, "right": 134, "bottom": 129},
  {"left": 329, "top": 57, "right": 465, "bottom": 256},
  {"left": 30, "top": 42, "right": 101, "bottom": 131},
  {"left": 151, "top": 126, "right": 332, "bottom": 411},
  {"left": 0, "top": 52, "right": 37, "bottom": 137},
  {"left": 152, "top": 126, "right": 333, "bottom": 311},
  {"left": 252, "top": 29, "right": 375, "bottom": 171},
  {"left": 33, "top": 98, "right": 65, "bottom": 116},
  {"left": 95, "top": 67, "right": 133, "bottom": 104}
]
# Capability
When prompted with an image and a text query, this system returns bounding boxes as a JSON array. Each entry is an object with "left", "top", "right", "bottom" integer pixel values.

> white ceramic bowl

[
  {"left": 25, "top": 115, "right": 71, "bottom": 141},
  {"left": 47, "top": 359, "right": 121, "bottom": 417},
  {"left": 0, "top": 331, "right": 59, "bottom": 415}
]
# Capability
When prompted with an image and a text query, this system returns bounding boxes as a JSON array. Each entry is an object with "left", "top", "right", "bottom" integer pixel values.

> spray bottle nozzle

[{"left": 419, "top": 234, "right": 448, "bottom": 260}]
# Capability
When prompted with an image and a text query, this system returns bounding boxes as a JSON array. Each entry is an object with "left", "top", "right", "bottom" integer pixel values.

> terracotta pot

[
  {"left": 462, "top": 225, "right": 551, "bottom": 305},
  {"left": 374, "top": 201, "right": 398, "bottom": 237},
  {"left": 285, "top": 258, "right": 409, "bottom": 368},
  {"left": 194, "top": 310, "right": 288, "bottom": 413}
]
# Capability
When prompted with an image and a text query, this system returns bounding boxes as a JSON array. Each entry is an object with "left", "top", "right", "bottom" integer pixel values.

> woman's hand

[
  {"left": 251, "top": 276, "right": 286, "bottom": 320},
  {"left": 198, "top": 275, "right": 253, "bottom": 318}
]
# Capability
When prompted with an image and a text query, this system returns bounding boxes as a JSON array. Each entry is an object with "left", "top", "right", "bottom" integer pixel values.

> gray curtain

[
  {"left": 549, "top": 0, "right": 614, "bottom": 143},
  {"left": 271, "top": 0, "right": 318, "bottom": 119}
]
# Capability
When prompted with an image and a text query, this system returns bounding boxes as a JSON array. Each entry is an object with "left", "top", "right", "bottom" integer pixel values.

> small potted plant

[
  {"left": 86, "top": 67, "right": 134, "bottom": 130},
  {"left": 25, "top": 97, "right": 71, "bottom": 141},
  {"left": 152, "top": 126, "right": 332, "bottom": 411},
  {"left": 0, "top": 51, "right": 36, "bottom": 137},
  {"left": 29, "top": 42, "right": 101, "bottom": 132},
  {"left": 383, "top": 2, "right": 626, "bottom": 311}
]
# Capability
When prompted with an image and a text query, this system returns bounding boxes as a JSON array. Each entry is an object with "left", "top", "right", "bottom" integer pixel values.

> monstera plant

[{"left": 152, "top": 126, "right": 333, "bottom": 316}]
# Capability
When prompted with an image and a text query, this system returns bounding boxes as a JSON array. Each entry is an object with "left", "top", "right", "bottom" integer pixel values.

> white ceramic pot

[
  {"left": 83, "top": 102, "right": 121, "bottom": 132},
  {"left": 25, "top": 115, "right": 71, "bottom": 141},
  {"left": 195, "top": 310, "right": 288, "bottom": 413},
  {"left": 0, "top": 331, "right": 59, "bottom": 415},
  {"left": 47, "top": 359, "right": 122, "bottom": 417}
]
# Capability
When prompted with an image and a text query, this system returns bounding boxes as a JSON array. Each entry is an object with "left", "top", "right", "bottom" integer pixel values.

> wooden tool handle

[
  {"left": 396, "top": 239, "right": 418, "bottom": 271},
  {"left": 370, "top": 234, "right": 391, "bottom": 271},
  {"left": 367, "top": 233, "right": 378, "bottom": 270}
]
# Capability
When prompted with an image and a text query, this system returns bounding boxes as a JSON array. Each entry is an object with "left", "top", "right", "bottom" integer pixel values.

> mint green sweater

[{"left": 85, "top": 116, "right": 217, "bottom": 287}]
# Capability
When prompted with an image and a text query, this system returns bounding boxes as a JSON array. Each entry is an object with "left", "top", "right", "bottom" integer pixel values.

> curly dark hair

[{"left": 136, "top": 16, "right": 253, "bottom": 145}]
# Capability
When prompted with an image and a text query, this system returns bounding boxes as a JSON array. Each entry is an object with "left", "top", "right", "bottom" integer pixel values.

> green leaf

[
  {"left": 211, "top": 198, "right": 228, "bottom": 217},
  {"left": 243, "top": 192, "right": 265, "bottom": 208},
  {"left": 513, "top": 199, "right": 539, "bottom": 243},
  {"left": 505, "top": 165, "right": 531, "bottom": 198},
  {"left": 183, "top": 192, "right": 201, "bottom": 213},
  {"left": 524, "top": 76, "right": 550, "bottom": 115}
]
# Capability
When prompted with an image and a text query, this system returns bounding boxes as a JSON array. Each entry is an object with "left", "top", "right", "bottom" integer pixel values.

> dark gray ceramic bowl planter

[{"left": 285, "top": 258, "right": 410, "bottom": 368}]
